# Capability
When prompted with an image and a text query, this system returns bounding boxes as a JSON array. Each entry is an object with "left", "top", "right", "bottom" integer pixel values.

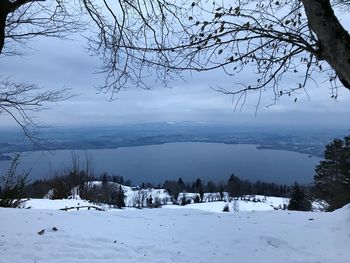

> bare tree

[
  {"left": 1, "top": 0, "right": 350, "bottom": 125},
  {"left": 1, "top": 0, "right": 82, "bottom": 55},
  {"left": 82, "top": 0, "right": 350, "bottom": 106},
  {"left": 0, "top": 0, "right": 81, "bottom": 139},
  {"left": 0, "top": 78, "right": 70, "bottom": 140}
]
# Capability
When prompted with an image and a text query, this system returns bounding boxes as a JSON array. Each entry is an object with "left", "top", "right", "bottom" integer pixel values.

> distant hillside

[{"left": 0, "top": 123, "right": 349, "bottom": 156}]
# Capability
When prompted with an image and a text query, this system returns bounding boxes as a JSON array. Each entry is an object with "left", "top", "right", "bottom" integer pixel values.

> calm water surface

[{"left": 0, "top": 142, "right": 321, "bottom": 184}]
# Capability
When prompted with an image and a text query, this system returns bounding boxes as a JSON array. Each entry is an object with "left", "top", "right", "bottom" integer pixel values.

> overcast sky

[{"left": 1, "top": 6, "right": 350, "bottom": 129}]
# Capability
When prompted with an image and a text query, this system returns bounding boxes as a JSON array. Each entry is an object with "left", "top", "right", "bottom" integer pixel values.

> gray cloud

[{"left": 1, "top": 18, "right": 350, "bottom": 128}]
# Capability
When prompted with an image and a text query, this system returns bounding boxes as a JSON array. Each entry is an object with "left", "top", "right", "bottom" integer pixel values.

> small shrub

[
  {"left": 0, "top": 154, "right": 28, "bottom": 208},
  {"left": 223, "top": 204, "right": 229, "bottom": 212},
  {"left": 193, "top": 195, "right": 200, "bottom": 203}
]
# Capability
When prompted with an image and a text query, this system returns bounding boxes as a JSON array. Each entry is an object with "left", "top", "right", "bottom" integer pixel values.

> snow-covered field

[
  {"left": 22, "top": 195, "right": 289, "bottom": 213},
  {"left": 0, "top": 201, "right": 349, "bottom": 263},
  {"left": 23, "top": 199, "right": 279, "bottom": 214},
  {"left": 164, "top": 200, "right": 275, "bottom": 212},
  {"left": 24, "top": 199, "right": 96, "bottom": 210}
]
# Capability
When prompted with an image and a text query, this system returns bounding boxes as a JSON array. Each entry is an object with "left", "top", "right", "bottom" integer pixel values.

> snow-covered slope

[
  {"left": 0, "top": 204, "right": 349, "bottom": 263},
  {"left": 24, "top": 199, "right": 96, "bottom": 210},
  {"left": 22, "top": 193, "right": 289, "bottom": 212},
  {"left": 165, "top": 200, "right": 276, "bottom": 212},
  {"left": 86, "top": 181, "right": 172, "bottom": 207},
  {"left": 22, "top": 196, "right": 288, "bottom": 213}
]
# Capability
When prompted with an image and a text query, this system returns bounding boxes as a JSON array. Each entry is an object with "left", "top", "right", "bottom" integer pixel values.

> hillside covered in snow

[{"left": 0, "top": 198, "right": 349, "bottom": 263}]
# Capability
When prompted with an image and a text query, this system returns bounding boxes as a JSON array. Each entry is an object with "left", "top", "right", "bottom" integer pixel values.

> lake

[{"left": 0, "top": 142, "right": 321, "bottom": 185}]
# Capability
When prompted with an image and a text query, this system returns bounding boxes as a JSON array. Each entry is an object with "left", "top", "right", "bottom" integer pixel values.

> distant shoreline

[{"left": 0, "top": 141, "right": 322, "bottom": 160}]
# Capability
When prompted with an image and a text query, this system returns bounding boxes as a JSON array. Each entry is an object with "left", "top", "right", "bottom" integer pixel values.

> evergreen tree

[
  {"left": 116, "top": 186, "right": 126, "bottom": 208},
  {"left": 180, "top": 195, "right": 187, "bottom": 206},
  {"left": 147, "top": 195, "right": 153, "bottom": 207},
  {"left": 0, "top": 154, "right": 28, "bottom": 208},
  {"left": 163, "top": 180, "right": 181, "bottom": 203},
  {"left": 206, "top": 181, "right": 217, "bottom": 193},
  {"left": 177, "top": 177, "right": 185, "bottom": 191},
  {"left": 219, "top": 184, "right": 224, "bottom": 201},
  {"left": 226, "top": 174, "right": 243, "bottom": 198},
  {"left": 288, "top": 182, "right": 311, "bottom": 211},
  {"left": 314, "top": 136, "right": 350, "bottom": 211},
  {"left": 101, "top": 173, "right": 108, "bottom": 185},
  {"left": 125, "top": 179, "right": 132, "bottom": 187},
  {"left": 193, "top": 195, "right": 200, "bottom": 203},
  {"left": 100, "top": 173, "right": 110, "bottom": 203},
  {"left": 194, "top": 178, "right": 204, "bottom": 202}
]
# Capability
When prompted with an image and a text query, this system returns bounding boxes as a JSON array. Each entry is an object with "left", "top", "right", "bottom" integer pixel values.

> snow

[
  {"left": 21, "top": 194, "right": 288, "bottom": 212},
  {"left": 38, "top": 180, "right": 291, "bottom": 211},
  {"left": 164, "top": 200, "right": 275, "bottom": 213},
  {"left": 86, "top": 181, "right": 172, "bottom": 207},
  {"left": 0, "top": 201, "right": 349, "bottom": 263},
  {"left": 253, "top": 195, "right": 290, "bottom": 208},
  {"left": 123, "top": 187, "right": 171, "bottom": 207},
  {"left": 24, "top": 198, "right": 96, "bottom": 210}
]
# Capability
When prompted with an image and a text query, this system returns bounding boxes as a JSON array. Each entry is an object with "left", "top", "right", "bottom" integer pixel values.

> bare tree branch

[
  {"left": 1, "top": 0, "right": 350, "bottom": 133},
  {"left": 1, "top": 0, "right": 83, "bottom": 55},
  {"left": 81, "top": 0, "right": 350, "bottom": 108},
  {"left": 0, "top": 78, "right": 72, "bottom": 142},
  {"left": 0, "top": 0, "right": 81, "bottom": 141}
]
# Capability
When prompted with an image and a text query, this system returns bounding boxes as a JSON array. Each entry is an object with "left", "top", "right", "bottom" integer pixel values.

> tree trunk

[
  {"left": 0, "top": 12, "right": 6, "bottom": 54},
  {"left": 0, "top": 0, "right": 34, "bottom": 54},
  {"left": 302, "top": 0, "right": 350, "bottom": 90},
  {"left": 0, "top": 0, "right": 12, "bottom": 55}
]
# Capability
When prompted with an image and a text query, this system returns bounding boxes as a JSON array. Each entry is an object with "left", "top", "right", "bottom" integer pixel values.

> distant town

[{"left": 0, "top": 123, "right": 348, "bottom": 159}]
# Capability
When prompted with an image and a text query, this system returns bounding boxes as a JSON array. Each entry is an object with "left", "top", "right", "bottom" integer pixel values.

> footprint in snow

[{"left": 259, "top": 235, "right": 288, "bottom": 248}]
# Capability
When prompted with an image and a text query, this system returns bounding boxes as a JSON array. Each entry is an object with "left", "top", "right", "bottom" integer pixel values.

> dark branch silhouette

[
  {"left": 1, "top": 0, "right": 82, "bottom": 55},
  {"left": 1, "top": 0, "right": 350, "bottom": 131},
  {"left": 0, "top": 78, "right": 71, "bottom": 142},
  {"left": 81, "top": 0, "right": 350, "bottom": 106},
  {"left": 0, "top": 0, "right": 80, "bottom": 139}
]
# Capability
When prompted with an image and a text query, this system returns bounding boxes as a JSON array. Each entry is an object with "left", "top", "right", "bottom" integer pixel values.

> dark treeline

[
  {"left": 21, "top": 164, "right": 289, "bottom": 206},
  {"left": 23, "top": 169, "right": 128, "bottom": 199},
  {"left": 23, "top": 171, "right": 127, "bottom": 208},
  {"left": 162, "top": 174, "right": 289, "bottom": 203}
]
